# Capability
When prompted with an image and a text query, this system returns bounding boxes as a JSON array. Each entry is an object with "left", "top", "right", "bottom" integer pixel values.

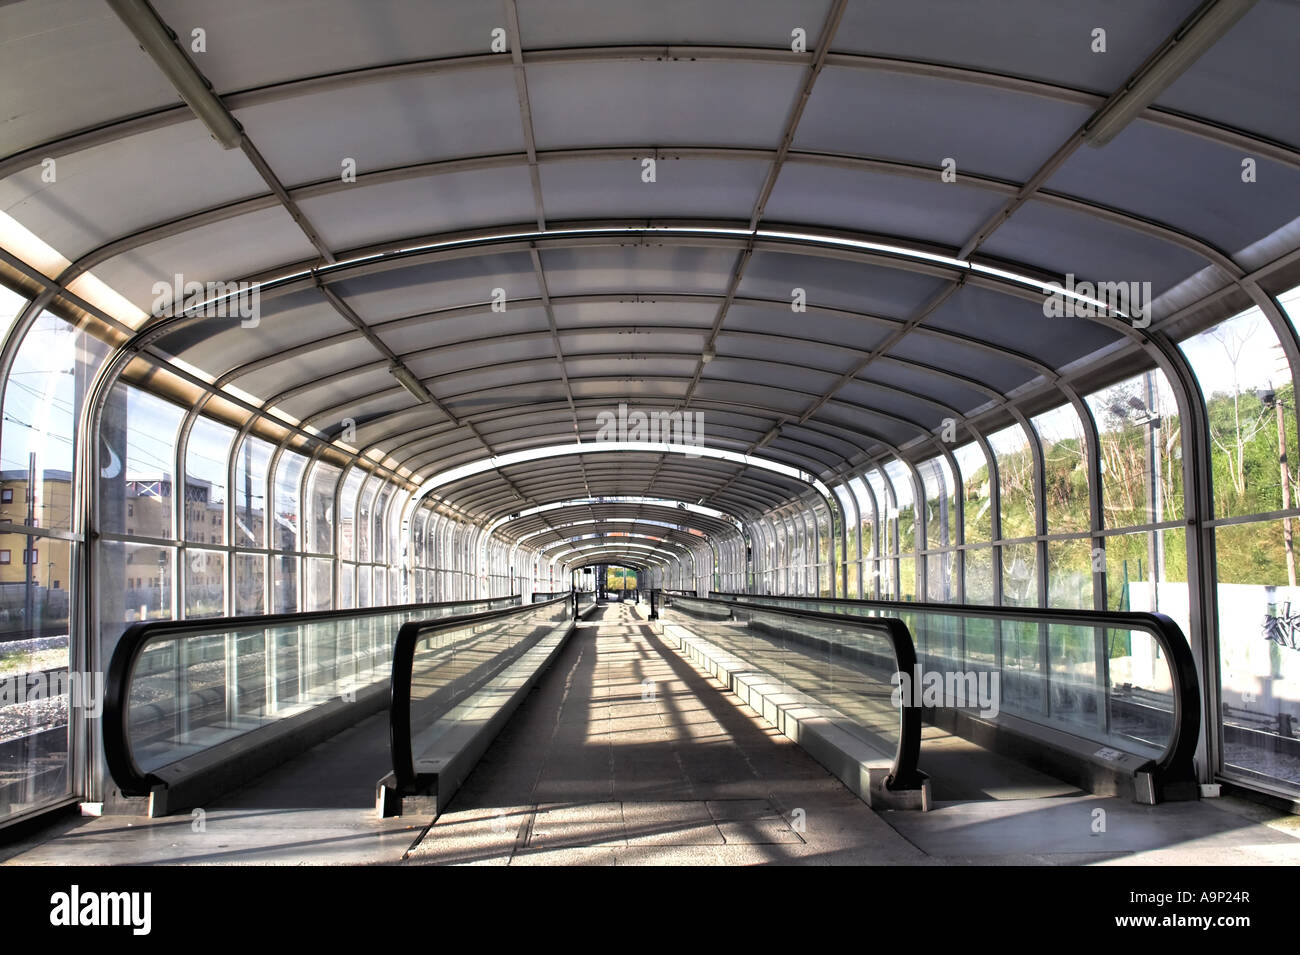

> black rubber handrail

[
  {"left": 388, "top": 595, "right": 570, "bottom": 791},
  {"left": 103, "top": 594, "right": 519, "bottom": 796},
  {"left": 668, "top": 593, "right": 927, "bottom": 792},
  {"left": 710, "top": 591, "right": 1201, "bottom": 794}
]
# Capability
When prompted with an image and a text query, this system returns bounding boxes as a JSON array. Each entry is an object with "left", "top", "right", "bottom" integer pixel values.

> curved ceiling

[
  {"left": 4, "top": 0, "right": 1300, "bottom": 562},
  {"left": 496, "top": 499, "right": 737, "bottom": 544}
]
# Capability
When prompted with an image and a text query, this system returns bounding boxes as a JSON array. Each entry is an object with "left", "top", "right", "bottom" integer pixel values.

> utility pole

[
  {"left": 1258, "top": 386, "right": 1296, "bottom": 587},
  {"left": 1144, "top": 372, "right": 1163, "bottom": 612},
  {"left": 1277, "top": 396, "right": 1296, "bottom": 587},
  {"left": 24, "top": 451, "right": 35, "bottom": 630}
]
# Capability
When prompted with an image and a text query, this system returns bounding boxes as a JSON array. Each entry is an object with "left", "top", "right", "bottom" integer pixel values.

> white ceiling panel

[
  {"left": 562, "top": 328, "right": 705, "bottom": 356},
  {"left": 527, "top": 60, "right": 804, "bottom": 149},
  {"left": 979, "top": 199, "right": 1212, "bottom": 297},
  {"left": 739, "top": 250, "right": 947, "bottom": 320},
  {"left": 331, "top": 253, "right": 541, "bottom": 322},
  {"left": 567, "top": 376, "right": 684, "bottom": 401},
  {"left": 445, "top": 378, "right": 570, "bottom": 416},
  {"left": 716, "top": 329, "right": 860, "bottom": 375},
  {"left": 540, "top": 157, "right": 767, "bottom": 222},
  {"left": 1156, "top": 0, "right": 1300, "bottom": 148},
  {"left": 407, "top": 336, "right": 554, "bottom": 378},
  {"left": 154, "top": 0, "right": 502, "bottom": 93},
  {"left": 694, "top": 378, "right": 809, "bottom": 416},
  {"left": 233, "top": 67, "right": 526, "bottom": 184},
  {"left": 234, "top": 336, "right": 377, "bottom": 400},
  {"left": 860, "top": 363, "right": 988, "bottom": 417},
  {"left": 307, "top": 384, "right": 411, "bottom": 427},
  {"left": 297, "top": 166, "right": 538, "bottom": 252},
  {"left": 833, "top": 0, "right": 1202, "bottom": 93},
  {"left": 429, "top": 358, "right": 559, "bottom": 396},
  {"left": 725, "top": 302, "right": 893, "bottom": 352},
  {"left": 702, "top": 356, "right": 836, "bottom": 396},
  {"left": 796, "top": 67, "right": 1093, "bottom": 182},
  {"left": 552, "top": 300, "right": 716, "bottom": 328},
  {"left": 91, "top": 205, "right": 318, "bottom": 310},
  {"left": 563, "top": 355, "right": 698, "bottom": 381},
  {"left": 377, "top": 305, "right": 551, "bottom": 356},
  {"left": 156, "top": 286, "right": 354, "bottom": 379},
  {"left": 0, "top": 119, "right": 267, "bottom": 260},
  {"left": 517, "top": 0, "right": 833, "bottom": 49},
  {"left": 0, "top": 0, "right": 181, "bottom": 156},
  {"left": 540, "top": 245, "right": 737, "bottom": 297},
  {"left": 765, "top": 161, "right": 1008, "bottom": 247}
]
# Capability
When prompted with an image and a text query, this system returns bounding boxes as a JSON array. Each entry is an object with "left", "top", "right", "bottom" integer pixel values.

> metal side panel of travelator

[
  {"left": 707, "top": 592, "right": 1200, "bottom": 805},
  {"left": 101, "top": 595, "right": 520, "bottom": 816}
]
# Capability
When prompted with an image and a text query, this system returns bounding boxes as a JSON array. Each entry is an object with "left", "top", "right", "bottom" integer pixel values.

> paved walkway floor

[{"left": 0, "top": 703, "right": 426, "bottom": 866}]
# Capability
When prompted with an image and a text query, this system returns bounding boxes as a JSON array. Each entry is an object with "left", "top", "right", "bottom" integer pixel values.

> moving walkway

[{"left": 661, "top": 591, "right": 1199, "bottom": 805}]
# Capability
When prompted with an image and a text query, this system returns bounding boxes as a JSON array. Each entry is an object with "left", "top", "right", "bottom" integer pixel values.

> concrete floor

[
  {"left": 0, "top": 704, "right": 428, "bottom": 866},
  {"left": 4, "top": 601, "right": 1298, "bottom": 866}
]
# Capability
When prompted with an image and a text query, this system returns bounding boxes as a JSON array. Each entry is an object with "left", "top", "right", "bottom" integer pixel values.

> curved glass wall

[
  {"left": 1085, "top": 369, "right": 1188, "bottom": 638},
  {"left": 1032, "top": 403, "right": 1093, "bottom": 610},
  {"left": 0, "top": 295, "right": 109, "bottom": 820},
  {"left": 1182, "top": 300, "right": 1300, "bottom": 791},
  {"left": 866, "top": 469, "right": 895, "bottom": 599},
  {"left": 0, "top": 283, "right": 554, "bottom": 828},
  {"left": 884, "top": 460, "right": 917, "bottom": 601},
  {"left": 6, "top": 264, "right": 1300, "bottom": 820},
  {"left": 987, "top": 423, "right": 1037, "bottom": 608},
  {"left": 919, "top": 455, "right": 957, "bottom": 602},
  {"left": 718, "top": 287, "right": 1300, "bottom": 798}
]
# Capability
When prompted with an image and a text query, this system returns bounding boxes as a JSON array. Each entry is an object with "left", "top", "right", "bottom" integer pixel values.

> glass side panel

[
  {"left": 404, "top": 600, "right": 571, "bottom": 773},
  {"left": 337, "top": 468, "right": 364, "bottom": 562},
  {"left": 666, "top": 596, "right": 903, "bottom": 760},
  {"left": 184, "top": 548, "right": 225, "bottom": 619},
  {"left": 272, "top": 451, "right": 306, "bottom": 553},
  {"left": 1032, "top": 403, "right": 1091, "bottom": 536},
  {"left": 184, "top": 417, "right": 234, "bottom": 545},
  {"left": 954, "top": 441, "right": 992, "bottom": 544},
  {"left": 233, "top": 437, "right": 271, "bottom": 550},
  {"left": 305, "top": 461, "right": 341, "bottom": 556},
  {"left": 987, "top": 422, "right": 1036, "bottom": 541},
  {"left": 273, "top": 554, "right": 299, "bottom": 614},
  {"left": 884, "top": 461, "right": 914, "bottom": 556},
  {"left": 4, "top": 309, "right": 110, "bottom": 534},
  {"left": 919, "top": 456, "right": 956, "bottom": 552},
  {"left": 356, "top": 474, "right": 378, "bottom": 563},
  {"left": 0, "top": 537, "right": 73, "bottom": 815},
  {"left": 719, "top": 594, "right": 1176, "bottom": 759},
  {"left": 123, "top": 598, "right": 512, "bottom": 775},
  {"left": 1217, "top": 520, "right": 1300, "bottom": 793},
  {"left": 235, "top": 552, "right": 265, "bottom": 616},
  {"left": 1086, "top": 369, "right": 1183, "bottom": 527},
  {"left": 99, "top": 385, "right": 184, "bottom": 539}
]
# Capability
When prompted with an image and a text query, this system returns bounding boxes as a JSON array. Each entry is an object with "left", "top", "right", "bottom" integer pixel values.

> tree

[{"left": 1205, "top": 323, "right": 1273, "bottom": 506}]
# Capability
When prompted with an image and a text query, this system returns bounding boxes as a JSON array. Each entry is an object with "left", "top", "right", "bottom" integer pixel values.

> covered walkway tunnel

[{"left": 1, "top": 0, "right": 1300, "bottom": 868}]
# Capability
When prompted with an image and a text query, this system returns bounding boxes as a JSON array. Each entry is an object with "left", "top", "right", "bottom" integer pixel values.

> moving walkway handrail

[
  {"left": 103, "top": 595, "right": 519, "bottom": 796},
  {"left": 388, "top": 595, "right": 570, "bottom": 791},
  {"left": 709, "top": 591, "right": 1200, "bottom": 788},
  {"left": 668, "top": 593, "right": 926, "bottom": 791}
]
